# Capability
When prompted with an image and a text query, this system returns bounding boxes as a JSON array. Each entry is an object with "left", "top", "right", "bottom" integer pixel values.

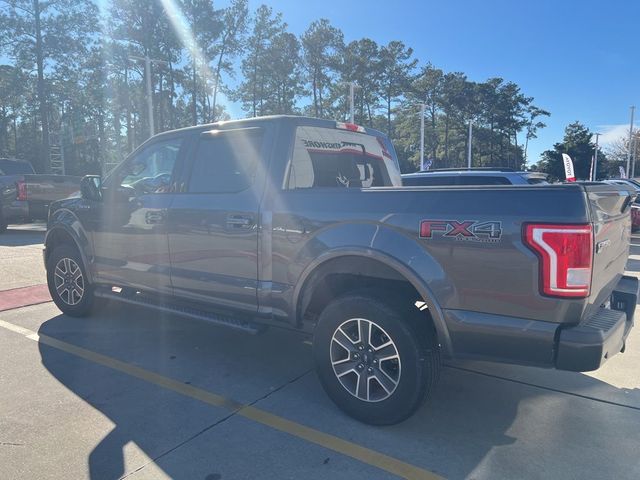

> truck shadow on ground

[{"left": 37, "top": 303, "right": 640, "bottom": 480}]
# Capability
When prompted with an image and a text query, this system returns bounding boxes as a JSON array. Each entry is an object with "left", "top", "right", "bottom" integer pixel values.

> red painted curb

[{"left": 0, "top": 284, "right": 51, "bottom": 312}]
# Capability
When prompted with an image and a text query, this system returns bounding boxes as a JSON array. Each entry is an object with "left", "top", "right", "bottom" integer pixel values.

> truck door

[
  {"left": 167, "top": 127, "right": 267, "bottom": 313},
  {"left": 90, "top": 135, "right": 186, "bottom": 294}
]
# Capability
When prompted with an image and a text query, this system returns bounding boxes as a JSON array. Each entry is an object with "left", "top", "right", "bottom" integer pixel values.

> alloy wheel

[
  {"left": 53, "top": 257, "right": 85, "bottom": 306},
  {"left": 330, "top": 318, "right": 401, "bottom": 402}
]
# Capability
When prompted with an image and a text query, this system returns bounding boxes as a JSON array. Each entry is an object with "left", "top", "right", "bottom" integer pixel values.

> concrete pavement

[{"left": 0, "top": 226, "right": 638, "bottom": 479}]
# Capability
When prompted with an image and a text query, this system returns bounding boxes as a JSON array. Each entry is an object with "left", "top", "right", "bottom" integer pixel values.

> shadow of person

[{"left": 37, "top": 302, "right": 640, "bottom": 480}]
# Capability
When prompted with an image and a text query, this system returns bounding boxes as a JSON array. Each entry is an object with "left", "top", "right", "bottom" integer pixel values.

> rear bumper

[
  {"left": 2, "top": 200, "right": 29, "bottom": 223},
  {"left": 444, "top": 275, "right": 637, "bottom": 371},
  {"left": 556, "top": 275, "right": 637, "bottom": 371}
]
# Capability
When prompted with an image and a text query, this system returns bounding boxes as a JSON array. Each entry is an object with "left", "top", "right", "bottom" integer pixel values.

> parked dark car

[
  {"left": 44, "top": 116, "right": 637, "bottom": 425},
  {"left": 0, "top": 158, "right": 81, "bottom": 232},
  {"left": 402, "top": 168, "right": 549, "bottom": 186}
]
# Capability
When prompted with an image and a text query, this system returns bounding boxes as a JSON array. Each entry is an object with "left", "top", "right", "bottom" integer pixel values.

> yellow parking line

[{"left": 0, "top": 318, "right": 443, "bottom": 480}]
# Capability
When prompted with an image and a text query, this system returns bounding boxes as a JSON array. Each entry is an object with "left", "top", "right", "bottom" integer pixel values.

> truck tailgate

[
  {"left": 586, "top": 183, "right": 635, "bottom": 308},
  {"left": 24, "top": 175, "right": 81, "bottom": 220}
]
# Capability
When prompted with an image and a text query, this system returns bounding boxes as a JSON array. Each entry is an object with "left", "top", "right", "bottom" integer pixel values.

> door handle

[
  {"left": 226, "top": 214, "right": 254, "bottom": 229},
  {"left": 145, "top": 211, "right": 165, "bottom": 225}
]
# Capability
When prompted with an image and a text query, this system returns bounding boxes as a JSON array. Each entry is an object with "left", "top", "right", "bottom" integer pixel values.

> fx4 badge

[{"left": 420, "top": 220, "right": 503, "bottom": 243}]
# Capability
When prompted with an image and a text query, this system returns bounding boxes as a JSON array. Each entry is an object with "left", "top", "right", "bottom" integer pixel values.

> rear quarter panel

[{"left": 269, "top": 184, "right": 597, "bottom": 329}]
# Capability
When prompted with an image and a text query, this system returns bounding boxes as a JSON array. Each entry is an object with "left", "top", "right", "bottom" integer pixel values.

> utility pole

[
  {"left": 593, "top": 133, "right": 600, "bottom": 181},
  {"left": 632, "top": 133, "right": 638, "bottom": 179},
  {"left": 129, "top": 55, "right": 169, "bottom": 138},
  {"left": 627, "top": 106, "right": 635, "bottom": 178},
  {"left": 339, "top": 82, "right": 359, "bottom": 124},
  {"left": 467, "top": 120, "right": 473, "bottom": 168},
  {"left": 419, "top": 103, "right": 425, "bottom": 171}
]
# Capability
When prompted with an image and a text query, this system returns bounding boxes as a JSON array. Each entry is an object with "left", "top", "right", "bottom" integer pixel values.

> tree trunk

[
  {"left": 125, "top": 64, "right": 132, "bottom": 153},
  {"left": 158, "top": 70, "right": 164, "bottom": 132},
  {"left": 34, "top": 0, "right": 50, "bottom": 173},
  {"left": 13, "top": 116, "right": 18, "bottom": 154},
  {"left": 430, "top": 108, "right": 437, "bottom": 161},
  {"left": 169, "top": 62, "right": 176, "bottom": 129},
  {"left": 444, "top": 115, "right": 450, "bottom": 163},
  {"left": 387, "top": 92, "right": 392, "bottom": 136},
  {"left": 191, "top": 59, "right": 198, "bottom": 125},
  {"left": 318, "top": 78, "right": 324, "bottom": 118},
  {"left": 212, "top": 41, "right": 228, "bottom": 122}
]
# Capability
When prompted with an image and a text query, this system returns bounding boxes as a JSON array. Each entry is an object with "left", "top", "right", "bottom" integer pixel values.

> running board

[{"left": 94, "top": 288, "right": 265, "bottom": 335}]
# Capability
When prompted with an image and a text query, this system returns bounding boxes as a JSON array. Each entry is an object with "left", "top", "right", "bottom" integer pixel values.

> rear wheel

[
  {"left": 313, "top": 291, "right": 440, "bottom": 425},
  {"left": 47, "top": 244, "right": 95, "bottom": 317}
]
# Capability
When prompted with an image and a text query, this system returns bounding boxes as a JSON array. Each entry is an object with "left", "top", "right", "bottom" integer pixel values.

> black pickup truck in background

[
  {"left": 0, "top": 158, "right": 81, "bottom": 232},
  {"left": 44, "top": 116, "right": 638, "bottom": 424}
]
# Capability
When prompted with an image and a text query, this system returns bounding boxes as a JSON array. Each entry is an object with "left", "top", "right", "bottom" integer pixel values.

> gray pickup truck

[
  {"left": 0, "top": 158, "right": 81, "bottom": 232},
  {"left": 44, "top": 116, "right": 638, "bottom": 425}
]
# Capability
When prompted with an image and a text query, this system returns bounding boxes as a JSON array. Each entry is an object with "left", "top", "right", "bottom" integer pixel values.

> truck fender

[
  {"left": 44, "top": 209, "right": 94, "bottom": 284},
  {"left": 293, "top": 245, "right": 453, "bottom": 356}
]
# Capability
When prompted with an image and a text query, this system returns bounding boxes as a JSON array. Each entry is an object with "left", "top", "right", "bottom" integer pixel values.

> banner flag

[{"left": 562, "top": 153, "right": 576, "bottom": 182}]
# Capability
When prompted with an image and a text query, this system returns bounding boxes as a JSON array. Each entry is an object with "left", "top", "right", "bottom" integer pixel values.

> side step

[{"left": 94, "top": 288, "right": 265, "bottom": 335}]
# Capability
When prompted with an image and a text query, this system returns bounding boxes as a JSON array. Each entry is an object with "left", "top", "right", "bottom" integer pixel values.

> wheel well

[
  {"left": 299, "top": 256, "right": 437, "bottom": 337},
  {"left": 44, "top": 229, "right": 77, "bottom": 264}
]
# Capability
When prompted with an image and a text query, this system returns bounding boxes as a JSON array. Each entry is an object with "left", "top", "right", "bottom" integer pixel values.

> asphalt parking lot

[{"left": 0, "top": 224, "right": 639, "bottom": 480}]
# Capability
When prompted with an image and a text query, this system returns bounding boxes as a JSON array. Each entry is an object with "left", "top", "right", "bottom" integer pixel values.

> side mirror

[{"left": 80, "top": 175, "right": 102, "bottom": 201}]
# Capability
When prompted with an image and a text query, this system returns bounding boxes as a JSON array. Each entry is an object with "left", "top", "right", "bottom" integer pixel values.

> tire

[
  {"left": 46, "top": 244, "right": 95, "bottom": 317},
  {"left": 313, "top": 291, "right": 440, "bottom": 425},
  {"left": 0, "top": 213, "right": 7, "bottom": 233}
]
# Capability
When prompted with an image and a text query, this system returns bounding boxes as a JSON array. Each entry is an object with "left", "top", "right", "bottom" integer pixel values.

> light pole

[
  {"left": 129, "top": 55, "right": 169, "bottom": 138},
  {"left": 339, "top": 82, "right": 360, "bottom": 124},
  {"left": 467, "top": 120, "right": 473, "bottom": 168},
  {"left": 592, "top": 133, "right": 600, "bottom": 181},
  {"left": 626, "top": 106, "right": 635, "bottom": 178},
  {"left": 632, "top": 133, "right": 638, "bottom": 179},
  {"left": 419, "top": 103, "right": 425, "bottom": 170}
]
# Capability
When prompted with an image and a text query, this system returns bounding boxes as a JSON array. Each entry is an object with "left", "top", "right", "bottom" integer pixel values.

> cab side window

[
  {"left": 112, "top": 137, "right": 183, "bottom": 194},
  {"left": 187, "top": 129, "right": 263, "bottom": 194}
]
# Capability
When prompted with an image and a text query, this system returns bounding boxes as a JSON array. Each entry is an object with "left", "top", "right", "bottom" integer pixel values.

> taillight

[
  {"left": 524, "top": 224, "right": 593, "bottom": 298},
  {"left": 16, "top": 180, "right": 27, "bottom": 201}
]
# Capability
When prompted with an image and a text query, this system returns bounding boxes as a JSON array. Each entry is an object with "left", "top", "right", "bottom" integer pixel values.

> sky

[{"left": 231, "top": 0, "right": 640, "bottom": 164}]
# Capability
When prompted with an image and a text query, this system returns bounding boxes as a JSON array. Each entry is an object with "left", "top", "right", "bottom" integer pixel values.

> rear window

[
  {"left": 0, "top": 160, "right": 34, "bottom": 175},
  {"left": 286, "top": 126, "right": 401, "bottom": 189}
]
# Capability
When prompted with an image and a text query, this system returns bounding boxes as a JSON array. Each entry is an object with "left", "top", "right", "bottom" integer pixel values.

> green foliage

[
  {"left": 537, "top": 122, "right": 610, "bottom": 181},
  {"left": 0, "top": 0, "right": 550, "bottom": 176}
]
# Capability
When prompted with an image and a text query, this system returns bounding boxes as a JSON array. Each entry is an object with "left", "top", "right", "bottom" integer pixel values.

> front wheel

[
  {"left": 46, "top": 244, "right": 95, "bottom": 317},
  {"left": 313, "top": 292, "right": 440, "bottom": 425}
]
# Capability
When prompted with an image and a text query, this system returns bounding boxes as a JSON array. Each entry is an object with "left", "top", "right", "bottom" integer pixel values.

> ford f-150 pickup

[
  {"left": 44, "top": 116, "right": 638, "bottom": 425},
  {"left": 0, "top": 158, "right": 81, "bottom": 232}
]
